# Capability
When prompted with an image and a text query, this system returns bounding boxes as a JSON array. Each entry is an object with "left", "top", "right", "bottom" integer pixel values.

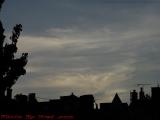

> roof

[{"left": 112, "top": 93, "right": 122, "bottom": 104}]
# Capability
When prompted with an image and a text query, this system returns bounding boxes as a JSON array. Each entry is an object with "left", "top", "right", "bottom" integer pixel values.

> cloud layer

[{"left": 1, "top": 0, "right": 160, "bottom": 103}]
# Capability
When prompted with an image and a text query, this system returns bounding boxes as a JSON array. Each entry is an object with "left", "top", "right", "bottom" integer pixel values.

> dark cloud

[{"left": 2, "top": 0, "right": 160, "bottom": 35}]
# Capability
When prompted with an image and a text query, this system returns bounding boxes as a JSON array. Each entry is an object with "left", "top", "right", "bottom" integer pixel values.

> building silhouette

[
  {"left": 151, "top": 86, "right": 160, "bottom": 104},
  {"left": 0, "top": 86, "right": 160, "bottom": 120},
  {"left": 100, "top": 93, "right": 129, "bottom": 120}
]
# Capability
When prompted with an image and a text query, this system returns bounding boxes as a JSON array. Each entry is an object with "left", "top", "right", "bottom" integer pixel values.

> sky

[{"left": 1, "top": 0, "right": 160, "bottom": 103}]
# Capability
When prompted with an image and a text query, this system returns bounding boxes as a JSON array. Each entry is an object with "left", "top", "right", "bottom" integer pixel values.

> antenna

[
  {"left": 36, "top": 96, "right": 50, "bottom": 101},
  {"left": 137, "top": 84, "right": 151, "bottom": 87},
  {"left": 136, "top": 84, "right": 151, "bottom": 92}
]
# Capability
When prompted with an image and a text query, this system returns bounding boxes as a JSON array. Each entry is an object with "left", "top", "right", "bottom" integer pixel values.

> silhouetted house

[
  {"left": 15, "top": 94, "right": 27, "bottom": 104},
  {"left": 151, "top": 86, "right": 160, "bottom": 119},
  {"left": 100, "top": 93, "right": 129, "bottom": 120},
  {"left": 151, "top": 86, "right": 160, "bottom": 104},
  {"left": 49, "top": 99, "right": 63, "bottom": 113},
  {"left": 2, "top": 85, "right": 160, "bottom": 120},
  {"left": 38, "top": 101, "right": 51, "bottom": 113},
  {"left": 79, "top": 94, "right": 94, "bottom": 112},
  {"left": 60, "top": 93, "right": 79, "bottom": 113},
  {"left": 14, "top": 94, "right": 28, "bottom": 113},
  {"left": 129, "top": 88, "right": 153, "bottom": 120},
  {"left": 27, "top": 93, "right": 38, "bottom": 113},
  {"left": 130, "top": 87, "right": 151, "bottom": 105}
]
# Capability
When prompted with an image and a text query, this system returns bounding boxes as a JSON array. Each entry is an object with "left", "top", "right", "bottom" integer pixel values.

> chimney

[
  {"left": 139, "top": 87, "right": 145, "bottom": 101},
  {"left": 28, "top": 93, "right": 37, "bottom": 103},
  {"left": 130, "top": 90, "right": 138, "bottom": 103}
]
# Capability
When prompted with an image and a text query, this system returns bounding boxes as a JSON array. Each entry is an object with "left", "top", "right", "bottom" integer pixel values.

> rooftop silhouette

[
  {"left": 0, "top": 86, "right": 160, "bottom": 120},
  {"left": 112, "top": 93, "right": 122, "bottom": 104}
]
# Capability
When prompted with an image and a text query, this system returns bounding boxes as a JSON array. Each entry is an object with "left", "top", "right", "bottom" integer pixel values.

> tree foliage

[{"left": 0, "top": 0, "right": 28, "bottom": 98}]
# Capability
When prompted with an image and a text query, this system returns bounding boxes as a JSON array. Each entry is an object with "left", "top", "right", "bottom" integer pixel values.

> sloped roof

[{"left": 112, "top": 93, "right": 122, "bottom": 104}]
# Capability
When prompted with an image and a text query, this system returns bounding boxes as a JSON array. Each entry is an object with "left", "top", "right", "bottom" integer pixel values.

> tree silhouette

[
  {"left": 0, "top": 0, "right": 28, "bottom": 99},
  {"left": 0, "top": 0, "right": 4, "bottom": 9}
]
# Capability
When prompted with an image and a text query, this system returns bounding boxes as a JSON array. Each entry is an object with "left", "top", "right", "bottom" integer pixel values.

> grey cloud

[
  {"left": 2, "top": 0, "right": 160, "bottom": 36},
  {"left": 1, "top": 0, "right": 160, "bottom": 103}
]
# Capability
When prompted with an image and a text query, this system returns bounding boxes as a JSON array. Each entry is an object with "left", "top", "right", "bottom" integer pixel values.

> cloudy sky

[{"left": 1, "top": 0, "right": 160, "bottom": 103}]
